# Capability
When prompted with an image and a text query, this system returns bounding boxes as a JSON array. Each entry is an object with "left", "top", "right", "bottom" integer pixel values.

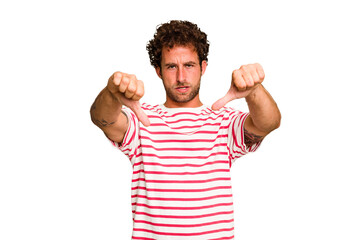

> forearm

[
  {"left": 245, "top": 84, "right": 281, "bottom": 134},
  {"left": 90, "top": 87, "right": 124, "bottom": 130}
]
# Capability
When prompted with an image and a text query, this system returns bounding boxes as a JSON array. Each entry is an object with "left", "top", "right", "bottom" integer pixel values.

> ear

[
  {"left": 155, "top": 66, "right": 162, "bottom": 78},
  {"left": 201, "top": 60, "right": 207, "bottom": 76}
]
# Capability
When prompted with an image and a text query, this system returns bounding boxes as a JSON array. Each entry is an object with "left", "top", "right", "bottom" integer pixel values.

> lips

[{"left": 175, "top": 86, "right": 190, "bottom": 93}]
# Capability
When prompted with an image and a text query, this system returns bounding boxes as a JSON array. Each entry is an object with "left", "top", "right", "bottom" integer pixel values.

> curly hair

[{"left": 146, "top": 20, "right": 210, "bottom": 69}]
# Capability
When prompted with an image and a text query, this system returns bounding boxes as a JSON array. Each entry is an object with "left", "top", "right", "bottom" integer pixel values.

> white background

[{"left": 1, "top": 0, "right": 359, "bottom": 239}]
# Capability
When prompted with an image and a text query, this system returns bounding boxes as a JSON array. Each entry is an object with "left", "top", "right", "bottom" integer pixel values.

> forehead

[{"left": 161, "top": 45, "right": 198, "bottom": 63}]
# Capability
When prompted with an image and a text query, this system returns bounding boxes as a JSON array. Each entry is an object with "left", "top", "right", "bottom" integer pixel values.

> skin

[
  {"left": 155, "top": 45, "right": 207, "bottom": 108},
  {"left": 90, "top": 72, "right": 149, "bottom": 143},
  {"left": 90, "top": 45, "right": 281, "bottom": 145},
  {"left": 212, "top": 63, "right": 281, "bottom": 141}
]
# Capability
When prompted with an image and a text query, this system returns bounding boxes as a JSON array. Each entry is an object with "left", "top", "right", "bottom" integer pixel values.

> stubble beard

[{"left": 164, "top": 79, "right": 201, "bottom": 104}]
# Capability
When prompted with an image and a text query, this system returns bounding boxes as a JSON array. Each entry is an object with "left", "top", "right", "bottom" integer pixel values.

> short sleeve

[
  {"left": 109, "top": 106, "right": 140, "bottom": 160},
  {"left": 227, "top": 111, "right": 262, "bottom": 164}
]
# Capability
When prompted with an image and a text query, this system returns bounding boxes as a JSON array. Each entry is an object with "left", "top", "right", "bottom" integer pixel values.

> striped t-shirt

[{"left": 111, "top": 103, "right": 261, "bottom": 240}]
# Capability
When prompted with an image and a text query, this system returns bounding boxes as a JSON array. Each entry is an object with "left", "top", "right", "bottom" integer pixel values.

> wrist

[
  {"left": 105, "top": 86, "right": 122, "bottom": 104},
  {"left": 245, "top": 84, "right": 262, "bottom": 103}
]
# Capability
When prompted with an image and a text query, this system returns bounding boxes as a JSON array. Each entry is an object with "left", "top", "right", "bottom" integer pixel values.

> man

[{"left": 90, "top": 20, "right": 281, "bottom": 239}]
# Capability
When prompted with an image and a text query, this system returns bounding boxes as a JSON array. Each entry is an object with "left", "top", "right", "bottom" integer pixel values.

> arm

[
  {"left": 244, "top": 84, "right": 281, "bottom": 146},
  {"left": 90, "top": 87, "right": 128, "bottom": 143},
  {"left": 212, "top": 63, "right": 281, "bottom": 146},
  {"left": 90, "top": 72, "right": 149, "bottom": 143}
]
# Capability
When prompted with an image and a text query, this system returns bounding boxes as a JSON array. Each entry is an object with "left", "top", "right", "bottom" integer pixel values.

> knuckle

[
  {"left": 247, "top": 64, "right": 256, "bottom": 73},
  {"left": 119, "top": 82, "right": 128, "bottom": 93},
  {"left": 133, "top": 86, "right": 144, "bottom": 101},
  {"left": 110, "top": 72, "right": 121, "bottom": 86},
  {"left": 112, "top": 72, "right": 123, "bottom": 84},
  {"left": 114, "top": 71, "right": 122, "bottom": 78},
  {"left": 243, "top": 72, "right": 251, "bottom": 81},
  {"left": 136, "top": 83, "right": 145, "bottom": 96},
  {"left": 232, "top": 69, "right": 241, "bottom": 79},
  {"left": 129, "top": 74, "right": 137, "bottom": 81},
  {"left": 127, "top": 84, "right": 136, "bottom": 93},
  {"left": 137, "top": 88, "right": 145, "bottom": 98},
  {"left": 234, "top": 79, "right": 245, "bottom": 89},
  {"left": 259, "top": 71, "right": 265, "bottom": 79},
  {"left": 255, "top": 63, "right": 265, "bottom": 78},
  {"left": 137, "top": 79, "right": 144, "bottom": 86},
  {"left": 121, "top": 76, "right": 129, "bottom": 85}
]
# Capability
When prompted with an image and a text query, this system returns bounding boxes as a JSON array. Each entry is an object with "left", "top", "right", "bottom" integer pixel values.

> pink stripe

[
  {"left": 149, "top": 122, "right": 222, "bottom": 129},
  {"left": 131, "top": 185, "right": 231, "bottom": 192},
  {"left": 132, "top": 177, "right": 231, "bottom": 184},
  {"left": 122, "top": 112, "right": 137, "bottom": 149},
  {"left": 136, "top": 152, "right": 228, "bottom": 160},
  {"left": 132, "top": 237, "right": 155, "bottom": 240},
  {"left": 147, "top": 116, "right": 230, "bottom": 124},
  {"left": 252, "top": 141, "right": 262, "bottom": 151},
  {"left": 133, "top": 219, "right": 233, "bottom": 228},
  {"left": 121, "top": 145, "right": 131, "bottom": 153},
  {"left": 255, "top": 142, "right": 262, "bottom": 150},
  {"left": 120, "top": 126, "right": 131, "bottom": 149},
  {"left": 239, "top": 114, "right": 247, "bottom": 147},
  {"left": 140, "top": 127, "right": 220, "bottom": 135},
  {"left": 209, "top": 235, "right": 234, "bottom": 240},
  {"left": 132, "top": 169, "right": 229, "bottom": 175},
  {"left": 132, "top": 227, "right": 234, "bottom": 236},
  {"left": 134, "top": 210, "right": 233, "bottom": 219},
  {"left": 139, "top": 143, "right": 227, "bottom": 151},
  {"left": 143, "top": 108, "right": 231, "bottom": 118},
  {"left": 140, "top": 134, "right": 227, "bottom": 143},
  {"left": 133, "top": 202, "right": 233, "bottom": 210},
  {"left": 131, "top": 194, "right": 233, "bottom": 202},
  {"left": 142, "top": 107, "right": 235, "bottom": 118},
  {"left": 133, "top": 160, "right": 228, "bottom": 168},
  {"left": 141, "top": 104, "right": 161, "bottom": 112},
  {"left": 231, "top": 114, "right": 247, "bottom": 153},
  {"left": 231, "top": 148, "right": 247, "bottom": 157},
  {"left": 146, "top": 111, "right": 206, "bottom": 117}
]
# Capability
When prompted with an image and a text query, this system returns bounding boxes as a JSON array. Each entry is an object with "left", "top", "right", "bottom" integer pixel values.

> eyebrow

[
  {"left": 164, "top": 61, "right": 197, "bottom": 67},
  {"left": 184, "top": 61, "right": 197, "bottom": 65},
  {"left": 164, "top": 63, "right": 176, "bottom": 67}
]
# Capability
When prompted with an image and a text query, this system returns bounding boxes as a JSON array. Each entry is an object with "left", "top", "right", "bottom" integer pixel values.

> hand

[
  {"left": 212, "top": 63, "right": 265, "bottom": 110},
  {"left": 107, "top": 72, "right": 150, "bottom": 126}
]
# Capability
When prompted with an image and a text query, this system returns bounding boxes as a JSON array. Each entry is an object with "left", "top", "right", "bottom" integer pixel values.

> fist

[
  {"left": 107, "top": 72, "right": 150, "bottom": 126},
  {"left": 107, "top": 72, "right": 145, "bottom": 101},
  {"left": 232, "top": 63, "right": 265, "bottom": 91},
  {"left": 212, "top": 63, "right": 265, "bottom": 110}
]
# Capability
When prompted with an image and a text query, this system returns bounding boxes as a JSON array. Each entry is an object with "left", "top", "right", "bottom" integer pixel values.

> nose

[{"left": 177, "top": 67, "right": 186, "bottom": 83}]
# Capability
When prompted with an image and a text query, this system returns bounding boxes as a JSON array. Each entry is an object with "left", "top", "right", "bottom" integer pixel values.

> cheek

[
  {"left": 162, "top": 76, "right": 173, "bottom": 89},
  {"left": 190, "top": 69, "right": 201, "bottom": 81},
  {"left": 162, "top": 72, "right": 176, "bottom": 83}
]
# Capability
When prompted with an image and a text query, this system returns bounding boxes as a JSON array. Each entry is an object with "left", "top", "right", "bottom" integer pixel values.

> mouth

[{"left": 175, "top": 86, "right": 190, "bottom": 93}]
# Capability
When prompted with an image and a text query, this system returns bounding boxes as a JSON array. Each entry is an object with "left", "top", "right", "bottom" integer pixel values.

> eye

[
  {"left": 185, "top": 64, "right": 194, "bottom": 68},
  {"left": 167, "top": 65, "right": 176, "bottom": 69}
]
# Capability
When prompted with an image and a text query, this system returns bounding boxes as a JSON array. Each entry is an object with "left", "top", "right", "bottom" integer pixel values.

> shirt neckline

[{"left": 159, "top": 104, "right": 209, "bottom": 113}]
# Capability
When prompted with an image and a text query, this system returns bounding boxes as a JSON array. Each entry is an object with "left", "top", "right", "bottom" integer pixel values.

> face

[{"left": 156, "top": 45, "right": 207, "bottom": 108}]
